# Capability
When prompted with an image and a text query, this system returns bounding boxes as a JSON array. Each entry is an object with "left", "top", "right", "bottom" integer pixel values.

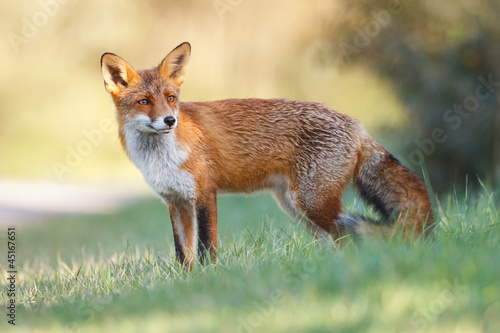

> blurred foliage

[
  {"left": 322, "top": 0, "right": 500, "bottom": 191},
  {"left": 3, "top": 0, "right": 497, "bottom": 193},
  {"left": 0, "top": 0, "right": 408, "bottom": 181}
]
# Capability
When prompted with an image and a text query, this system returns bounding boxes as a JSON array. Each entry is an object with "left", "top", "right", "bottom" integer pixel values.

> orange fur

[{"left": 101, "top": 42, "right": 434, "bottom": 266}]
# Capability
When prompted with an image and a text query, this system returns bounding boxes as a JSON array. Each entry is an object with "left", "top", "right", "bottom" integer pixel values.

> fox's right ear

[{"left": 100, "top": 53, "right": 140, "bottom": 95}]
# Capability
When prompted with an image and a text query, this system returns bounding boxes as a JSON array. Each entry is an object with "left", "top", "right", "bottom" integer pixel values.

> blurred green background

[{"left": 0, "top": 0, "right": 498, "bottom": 191}]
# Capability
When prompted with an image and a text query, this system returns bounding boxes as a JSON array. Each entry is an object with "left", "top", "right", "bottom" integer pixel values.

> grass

[{"left": 1, "top": 187, "right": 500, "bottom": 333}]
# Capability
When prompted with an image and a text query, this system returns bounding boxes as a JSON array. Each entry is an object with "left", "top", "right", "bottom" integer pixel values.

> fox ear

[
  {"left": 158, "top": 42, "right": 191, "bottom": 87},
  {"left": 100, "top": 53, "right": 140, "bottom": 95}
]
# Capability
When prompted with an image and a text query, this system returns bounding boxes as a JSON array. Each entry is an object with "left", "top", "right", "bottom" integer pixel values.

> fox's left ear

[{"left": 158, "top": 42, "right": 191, "bottom": 87}]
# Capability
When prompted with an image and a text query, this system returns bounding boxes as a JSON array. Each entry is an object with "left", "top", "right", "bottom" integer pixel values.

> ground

[{"left": 0, "top": 181, "right": 499, "bottom": 332}]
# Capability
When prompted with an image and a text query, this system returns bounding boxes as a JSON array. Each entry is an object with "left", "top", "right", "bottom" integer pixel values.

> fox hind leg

[
  {"left": 293, "top": 164, "right": 356, "bottom": 242},
  {"left": 269, "top": 175, "right": 332, "bottom": 241},
  {"left": 298, "top": 190, "right": 348, "bottom": 240},
  {"left": 272, "top": 188, "right": 331, "bottom": 241}
]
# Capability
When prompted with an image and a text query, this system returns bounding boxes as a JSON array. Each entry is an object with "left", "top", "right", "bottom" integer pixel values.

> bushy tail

[{"left": 345, "top": 135, "right": 435, "bottom": 240}]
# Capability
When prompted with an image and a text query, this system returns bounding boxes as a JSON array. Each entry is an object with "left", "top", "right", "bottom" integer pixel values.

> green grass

[{"left": 1, "top": 187, "right": 500, "bottom": 333}]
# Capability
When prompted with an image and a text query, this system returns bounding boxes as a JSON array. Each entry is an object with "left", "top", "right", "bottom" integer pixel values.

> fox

[{"left": 100, "top": 42, "right": 434, "bottom": 267}]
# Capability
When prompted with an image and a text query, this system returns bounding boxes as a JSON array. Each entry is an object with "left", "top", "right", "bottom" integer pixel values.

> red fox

[{"left": 100, "top": 42, "right": 434, "bottom": 266}]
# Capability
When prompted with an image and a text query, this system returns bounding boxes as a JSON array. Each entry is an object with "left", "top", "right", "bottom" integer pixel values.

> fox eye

[
  {"left": 167, "top": 95, "right": 175, "bottom": 102},
  {"left": 138, "top": 99, "right": 150, "bottom": 105}
]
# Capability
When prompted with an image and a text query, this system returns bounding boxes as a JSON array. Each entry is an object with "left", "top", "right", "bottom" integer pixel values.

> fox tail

[{"left": 341, "top": 134, "right": 435, "bottom": 240}]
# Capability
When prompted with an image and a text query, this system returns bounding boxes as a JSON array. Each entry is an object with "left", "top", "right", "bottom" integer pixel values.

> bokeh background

[{"left": 1, "top": 0, "right": 499, "bottom": 194}]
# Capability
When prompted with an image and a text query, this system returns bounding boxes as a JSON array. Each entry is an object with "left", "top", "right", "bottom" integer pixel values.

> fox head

[{"left": 100, "top": 42, "right": 191, "bottom": 134}]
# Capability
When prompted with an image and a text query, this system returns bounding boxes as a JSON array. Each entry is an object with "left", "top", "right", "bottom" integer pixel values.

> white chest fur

[{"left": 124, "top": 130, "right": 196, "bottom": 202}]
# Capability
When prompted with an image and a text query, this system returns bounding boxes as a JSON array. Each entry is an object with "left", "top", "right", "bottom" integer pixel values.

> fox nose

[{"left": 164, "top": 116, "right": 176, "bottom": 127}]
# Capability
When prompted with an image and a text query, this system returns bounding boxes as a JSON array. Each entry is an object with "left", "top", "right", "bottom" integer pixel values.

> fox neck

[{"left": 122, "top": 126, "right": 196, "bottom": 202}]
